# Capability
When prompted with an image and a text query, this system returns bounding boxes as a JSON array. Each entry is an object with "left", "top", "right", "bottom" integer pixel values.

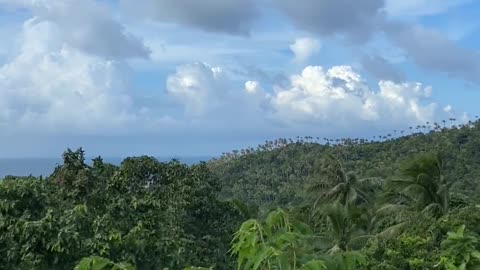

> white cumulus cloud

[
  {"left": 268, "top": 65, "right": 441, "bottom": 130},
  {"left": 166, "top": 62, "right": 229, "bottom": 116},
  {"left": 165, "top": 62, "right": 453, "bottom": 136},
  {"left": 290, "top": 37, "right": 321, "bottom": 62},
  {"left": 0, "top": 18, "right": 147, "bottom": 135},
  {"left": 245, "top": 80, "right": 262, "bottom": 93},
  {"left": 165, "top": 63, "right": 270, "bottom": 129}
]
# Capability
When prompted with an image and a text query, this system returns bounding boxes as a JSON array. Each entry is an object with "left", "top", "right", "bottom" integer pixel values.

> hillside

[{"left": 210, "top": 121, "right": 480, "bottom": 208}]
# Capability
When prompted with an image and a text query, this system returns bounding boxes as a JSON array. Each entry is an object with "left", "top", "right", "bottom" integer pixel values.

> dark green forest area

[{"left": 2, "top": 120, "right": 480, "bottom": 269}]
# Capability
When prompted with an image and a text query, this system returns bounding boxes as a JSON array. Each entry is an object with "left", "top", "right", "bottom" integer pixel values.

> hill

[{"left": 209, "top": 120, "right": 480, "bottom": 209}]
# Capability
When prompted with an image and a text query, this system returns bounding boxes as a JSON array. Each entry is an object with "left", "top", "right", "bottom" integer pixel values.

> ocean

[{"left": 0, "top": 156, "right": 212, "bottom": 178}]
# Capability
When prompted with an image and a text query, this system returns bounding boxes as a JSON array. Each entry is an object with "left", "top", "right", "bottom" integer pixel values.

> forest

[{"left": 1, "top": 119, "right": 480, "bottom": 269}]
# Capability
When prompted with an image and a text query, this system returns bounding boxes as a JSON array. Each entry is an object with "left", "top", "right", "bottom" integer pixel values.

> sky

[{"left": 0, "top": 0, "right": 479, "bottom": 158}]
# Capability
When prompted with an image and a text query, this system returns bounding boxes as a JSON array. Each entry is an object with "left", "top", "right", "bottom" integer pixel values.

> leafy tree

[
  {"left": 436, "top": 225, "right": 480, "bottom": 270},
  {"left": 0, "top": 149, "right": 241, "bottom": 269},
  {"left": 231, "top": 208, "right": 366, "bottom": 270},
  {"left": 74, "top": 256, "right": 134, "bottom": 270}
]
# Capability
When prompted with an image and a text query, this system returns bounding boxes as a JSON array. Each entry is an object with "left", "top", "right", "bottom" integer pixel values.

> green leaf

[
  {"left": 111, "top": 263, "right": 136, "bottom": 270},
  {"left": 471, "top": 251, "right": 480, "bottom": 260},
  {"left": 91, "top": 256, "right": 111, "bottom": 270},
  {"left": 252, "top": 247, "right": 276, "bottom": 270},
  {"left": 301, "top": 260, "right": 327, "bottom": 270},
  {"left": 74, "top": 257, "right": 93, "bottom": 270}
]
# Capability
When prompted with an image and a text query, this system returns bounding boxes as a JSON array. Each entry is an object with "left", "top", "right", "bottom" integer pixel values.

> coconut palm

[
  {"left": 308, "top": 155, "right": 382, "bottom": 209},
  {"left": 312, "top": 203, "right": 373, "bottom": 253},
  {"left": 386, "top": 152, "right": 449, "bottom": 217}
]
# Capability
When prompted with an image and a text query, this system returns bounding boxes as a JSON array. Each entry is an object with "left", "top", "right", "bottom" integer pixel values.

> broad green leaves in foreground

[
  {"left": 436, "top": 225, "right": 480, "bottom": 270},
  {"left": 74, "top": 256, "right": 134, "bottom": 270},
  {"left": 231, "top": 209, "right": 366, "bottom": 270}
]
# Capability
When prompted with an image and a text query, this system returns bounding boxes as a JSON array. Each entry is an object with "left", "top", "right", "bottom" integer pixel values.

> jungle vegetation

[{"left": 1, "top": 119, "right": 480, "bottom": 269}]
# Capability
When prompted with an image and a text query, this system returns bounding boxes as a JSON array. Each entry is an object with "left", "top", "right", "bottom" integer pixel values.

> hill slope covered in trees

[{"left": 210, "top": 121, "right": 480, "bottom": 209}]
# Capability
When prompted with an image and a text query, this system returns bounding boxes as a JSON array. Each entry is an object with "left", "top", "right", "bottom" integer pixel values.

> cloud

[
  {"left": 385, "top": 0, "right": 474, "bottom": 17},
  {"left": 231, "top": 65, "right": 289, "bottom": 89},
  {"left": 245, "top": 80, "right": 262, "bottom": 93},
  {"left": 0, "top": 0, "right": 31, "bottom": 9},
  {"left": 275, "top": 0, "right": 385, "bottom": 42},
  {"left": 290, "top": 37, "right": 321, "bottom": 62},
  {"left": 268, "top": 65, "right": 440, "bottom": 130},
  {"left": 272, "top": 0, "right": 480, "bottom": 86},
  {"left": 120, "top": 0, "right": 258, "bottom": 35},
  {"left": 7, "top": 0, "right": 150, "bottom": 59},
  {"left": 0, "top": 18, "right": 159, "bottom": 135},
  {"left": 386, "top": 23, "right": 480, "bottom": 84},
  {"left": 444, "top": 105, "right": 453, "bottom": 114},
  {"left": 166, "top": 62, "right": 271, "bottom": 119},
  {"left": 164, "top": 62, "right": 278, "bottom": 141},
  {"left": 0, "top": 14, "right": 189, "bottom": 136},
  {"left": 166, "top": 62, "right": 229, "bottom": 116},
  {"left": 361, "top": 54, "right": 405, "bottom": 82},
  {"left": 166, "top": 62, "right": 451, "bottom": 136}
]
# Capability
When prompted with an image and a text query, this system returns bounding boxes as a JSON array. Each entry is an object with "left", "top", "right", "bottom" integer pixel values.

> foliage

[
  {"left": 436, "top": 225, "right": 480, "bottom": 270},
  {"left": 0, "top": 149, "right": 241, "bottom": 269},
  {"left": 230, "top": 208, "right": 366, "bottom": 270},
  {"left": 74, "top": 256, "right": 134, "bottom": 270},
  {"left": 386, "top": 152, "right": 449, "bottom": 217},
  {"left": 210, "top": 121, "right": 480, "bottom": 208}
]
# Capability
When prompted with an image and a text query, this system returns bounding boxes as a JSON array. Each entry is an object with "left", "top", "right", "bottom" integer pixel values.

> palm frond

[
  {"left": 347, "top": 235, "right": 372, "bottom": 250},
  {"left": 358, "top": 177, "right": 383, "bottom": 187},
  {"left": 375, "top": 203, "right": 410, "bottom": 218},
  {"left": 324, "top": 183, "right": 347, "bottom": 200},
  {"left": 377, "top": 222, "right": 408, "bottom": 239},
  {"left": 324, "top": 203, "right": 348, "bottom": 239},
  {"left": 421, "top": 203, "right": 443, "bottom": 217},
  {"left": 309, "top": 235, "right": 335, "bottom": 250}
]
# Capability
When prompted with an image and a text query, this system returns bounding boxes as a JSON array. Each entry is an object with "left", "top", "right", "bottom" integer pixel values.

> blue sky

[{"left": 0, "top": 0, "right": 479, "bottom": 158}]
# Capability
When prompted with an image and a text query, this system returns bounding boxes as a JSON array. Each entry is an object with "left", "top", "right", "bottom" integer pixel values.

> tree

[
  {"left": 436, "top": 225, "right": 480, "bottom": 270},
  {"left": 387, "top": 152, "right": 449, "bottom": 217},
  {"left": 231, "top": 208, "right": 366, "bottom": 270},
  {"left": 74, "top": 256, "right": 134, "bottom": 270},
  {"left": 308, "top": 155, "right": 381, "bottom": 209},
  {"left": 313, "top": 203, "right": 372, "bottom": 253},
  {"left": 0, "top": 149, "right": 241, "bottom": 269}
]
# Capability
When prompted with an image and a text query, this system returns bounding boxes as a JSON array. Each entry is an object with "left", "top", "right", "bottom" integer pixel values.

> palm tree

[
  {"left": 386, "top": 152, "right": 449, "bottom": 217},
  {"left": 314, "top": 203, "right": 373, "bottom": 253},
  {"left": 308, "top": 155, "right": 382, "bottom": 209}
]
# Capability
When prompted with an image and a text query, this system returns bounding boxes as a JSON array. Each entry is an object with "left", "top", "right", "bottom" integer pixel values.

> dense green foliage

[
  {"left": 0, "top": 150, "right": 242, "bottom": 269},
  {"left": 211, "top": 121, "right": 480, "bottom": 208},
  {"left": 2, "top": 120, "right": 480, "bottom": 269}
]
